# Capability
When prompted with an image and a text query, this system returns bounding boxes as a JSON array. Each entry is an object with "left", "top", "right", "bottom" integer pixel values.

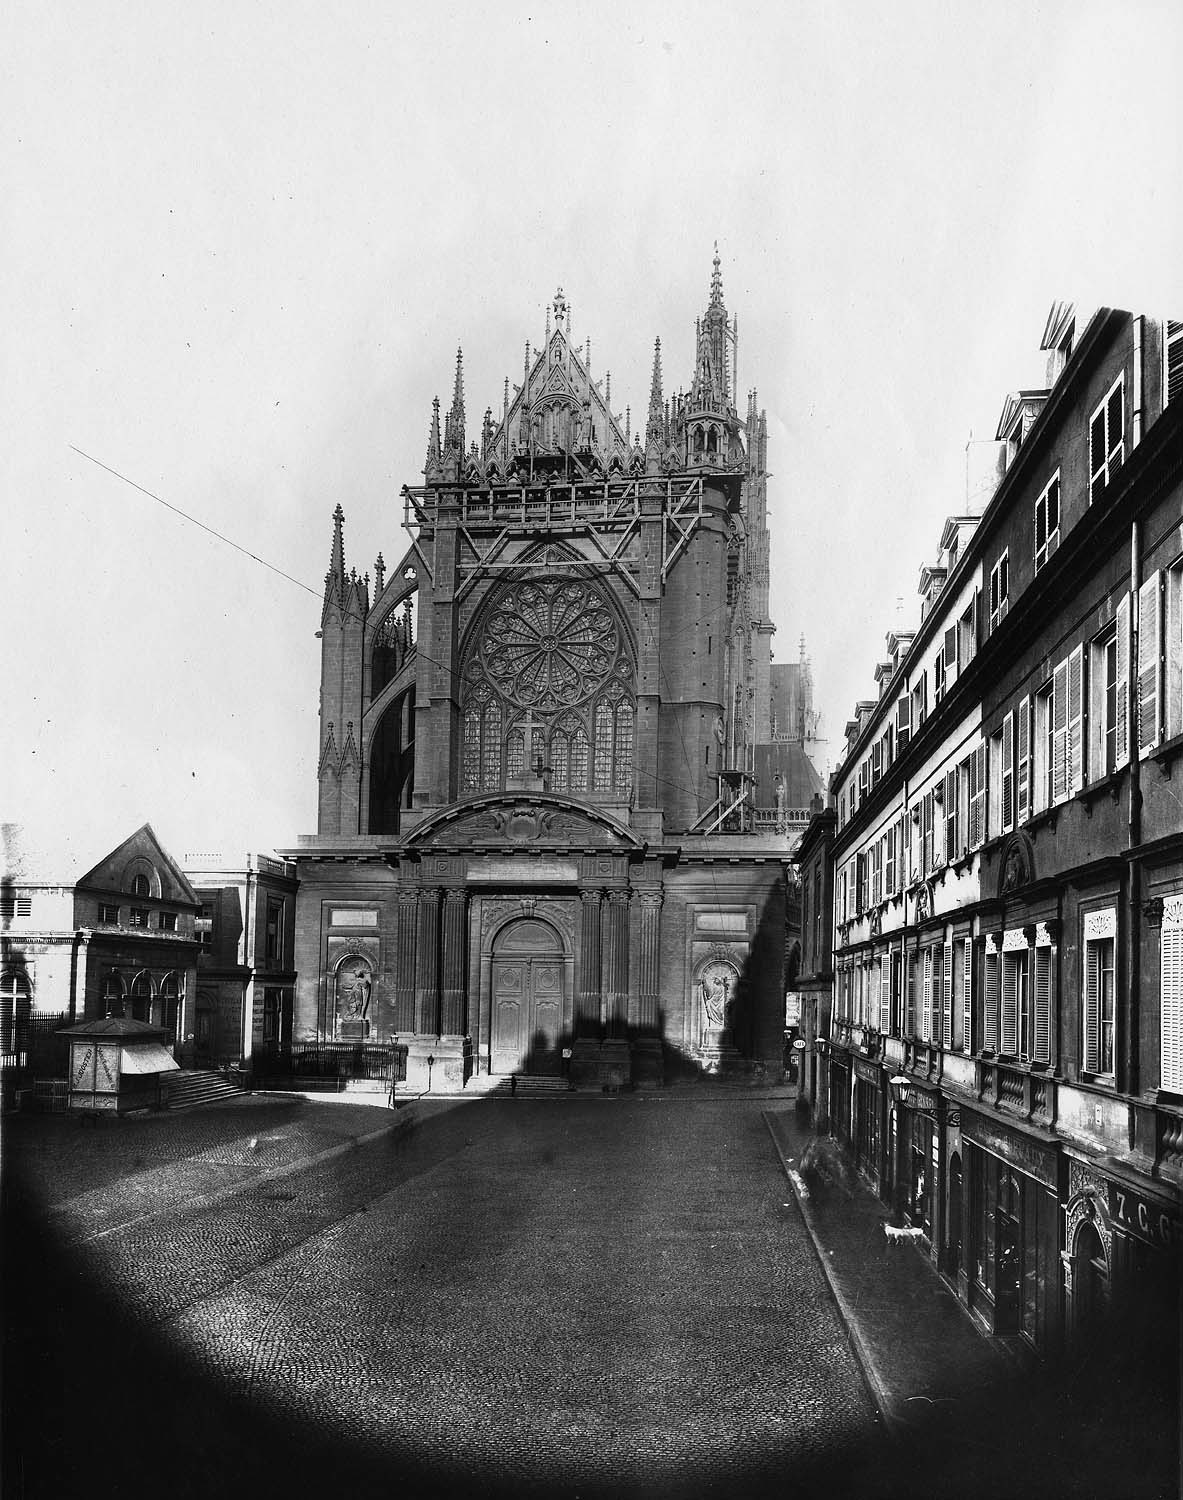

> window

[
  {"left": 1138, "top": 570, "right": 1163, "bottom": 758},
  {"left": 1162, "top": 896, "right": 1183, "bottom": 1094},
  {"left": 1001, "top": 945, "right": 1029, "bottom": 1060},
  {"left": 1015, "top": 696, "right": 1031, "bottom": 825},
  {"left": 101, "top": 973, "right": 125, "bottom": 1016},
  {"left": 1083, "top": 909, "right": 1117, "bottom": 1078},
  {"left": 896, "top": 695, "right": 912, "bottom": 750},
  {"left": 1167, "top": 561, "right": 1183, "bottom": 741},
  {"left": 1089, "top": 374, "right": 1125, "bottom": 501},
  {"left": 983, "top": 939, "right": 1000, "bottom": 1052},
  {"left": 130, "top": 908, "right": 150, "bottom": 929},
  {"left": 1033, "top": 935, "right": 1053, "bottom": 1066},
  {"left": 989, "top": 552, "right": 1009, "bottom": 632},
  {"left": 968, "top": 743, "right": 987, "bottom": 849},
  {"left": 98, "top": 903, "right": 120, "bottom": 925},
  {"left": 131, "top": 873, "right": 151, "bottom": 898},
  {"left": 1088, "top": 605, "right": 1128, "bottom": 780},
  {"left": 158, "top": 912, "right": 177, "bottom": 933},
  {"left": 959, "top": 595, "right": 979, "bottom": 670},
  {"left": 1035, "top": 473, "right": 1060, "bottom": 572},
  {"left": 0, "top": 894, "right": 32, "bottom": 920},
  {"left": 265, "top": 898, "right": 284, "bottom": 966},
  {"left": 1050, "top": 645, "right": 1086, "bottom": 801},
  {"left": 196, "top": 903, "right": 214, "bottom": 950},
  {"left": 911, "top": 677, "right": 927, "bottom": 733}
]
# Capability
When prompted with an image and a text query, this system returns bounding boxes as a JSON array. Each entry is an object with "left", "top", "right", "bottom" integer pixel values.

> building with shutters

[
  {"left": 820, "top": 306, "right": 1182, "bottom": 1372},
  {"left": 280, "top": 259, "right": 810, "bottom": 1093}
]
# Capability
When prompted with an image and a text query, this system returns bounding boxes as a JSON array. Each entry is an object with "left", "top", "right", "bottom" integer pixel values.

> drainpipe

[
  {"left": 1126, "top": 519, "right": 1142, "bottom": 1108},
  {"left": 1132, "top": 316, "right": 1144, "bottom": 449},
  {"left": 69, "top": 930, "right": 86, "bottom": 1022}
]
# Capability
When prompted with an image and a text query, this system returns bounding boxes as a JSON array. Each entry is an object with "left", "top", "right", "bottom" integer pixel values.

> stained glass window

[
  {"left": 615, "top": 700, "right": 634, "bottom": 794},
  {"left": 551, "top": 736, "right": 570, "bottom": 793},
  {"left": 594, "top": 701, "right": 613, "bottom": 790},
  {"left": 572, "top": 728, "right": 589, "bottom": 793},
  {"left": 506, "top": 728, "right": 525, "bottom": 781},
  {"left": 482, "top": 702, "right": 502, "bottom": 788},
  {"left": 463, "top": 708, "right": 481, "bottom": 791}
]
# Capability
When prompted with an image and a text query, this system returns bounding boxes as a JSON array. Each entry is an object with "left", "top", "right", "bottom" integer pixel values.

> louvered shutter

[
  {"left": 984, "top": 950, "right": 999, "bottom": 1051},
  {"left": 1167, "top": 321, "right": 1183, "bottom": 408},
  {"left": 1084, "top": 942, "right": 1100, "bottom": 1072},
  {"left": 1162, "top": 897, "right": 1183, "bottom": 1092},
  {"left": 945, "top": 768, "right": 958, "bottom": 859},
  {"left": 1107, "top": 382, "right": 1124, "bottom": 475},
  {"left": 1016, "top": 695, "right": 1031, "bottom": 823},
  {"left": 1001, "top": 953, "right": 1018, "bottom": 1055},
  {"left": 906, "top": 954, "right": 916, "bottom": 1037},
  {"left": 1115, "top": 593, "right": 1130, "bottom": 767},
  {"left": 1002, "top": 710, "right": 1015, "bottom": 831},
  {"left": 879, "top": 959, "right": 890, "bottom": 1033},
  {"left": 969, "top": 745, "right": 986, "bottom": 847},
  {"left": 942, "top": 940, "right": 954, "bottom": 1049},
  {"left": 1138, "top": 571, "right": 1162, "bottom": 757},
  {"left": 962, "top": 939, "right": 973, "bottom": 1053},
  {"left": 1090, "top": 406, "right": 1107, "bottom": 498},
  {"left": 1051, "top": 659, "right": 1069, "bottom": 801},
  {"left": 1034, "top": 943, "right": 1051, "bottom": 1065},
  {"left": 1068, "top": 644, "right": 1085, "bottom": 793},
  {"left": 922, "top": 948, "right": 933, "bottom": 1041}
]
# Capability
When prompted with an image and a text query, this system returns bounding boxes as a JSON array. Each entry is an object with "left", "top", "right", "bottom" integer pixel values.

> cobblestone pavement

[{"left": 5, "top": 1094, "right": 897, "bottom": 1500}]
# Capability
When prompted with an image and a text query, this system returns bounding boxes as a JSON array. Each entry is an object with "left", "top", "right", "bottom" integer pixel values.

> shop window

[
  {"left": 1083, "top": 910, "right": 1117, "bottom": 1079},
  {"left": 906, "top": 1114, "right": 933, "bottom": 1236}
]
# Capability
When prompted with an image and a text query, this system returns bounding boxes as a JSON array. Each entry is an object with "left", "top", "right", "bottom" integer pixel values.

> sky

[{"left": 3, "top": 0, "right": 1181, "bottom": 867}]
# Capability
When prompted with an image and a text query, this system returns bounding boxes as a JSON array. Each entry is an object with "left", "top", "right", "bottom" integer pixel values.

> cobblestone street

[{"left": 6, "top": 1094, "right": 895, "bottom": 1499}]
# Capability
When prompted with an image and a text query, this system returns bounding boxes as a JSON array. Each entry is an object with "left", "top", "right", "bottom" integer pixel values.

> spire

[
  {"left": 425, "top": 395, "right": 441, "bottom": 473},
  {"left": 709, "top": 241, "right": 724, "bottom": 309},
  {"left": 374, "top": 552, "right": 386, "bottom": 595},
  {"left": 645, "top": 338, "right": 664, "bottom": 446},
  {"left": 329, "top": 503, "right": 345, "bottom": 579},
  {"left": 445, "top": 346, "right": 465, "bottom": 454}
]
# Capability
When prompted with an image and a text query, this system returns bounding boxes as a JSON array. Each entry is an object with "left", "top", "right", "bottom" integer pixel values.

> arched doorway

[
  {"left": 1073, "top": 1220, "right": 1109, "bottom": 1342},
  {"left": 491, "top": 919, "right": 565, "bottom": 1076}
]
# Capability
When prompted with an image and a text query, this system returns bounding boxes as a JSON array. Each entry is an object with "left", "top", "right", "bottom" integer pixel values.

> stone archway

[{"left": 490, "top": 918, "right": 566, "bottom": 1076}]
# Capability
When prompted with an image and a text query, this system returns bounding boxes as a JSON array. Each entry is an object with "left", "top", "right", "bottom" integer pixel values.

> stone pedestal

[
  {"left": 698, "top": 1028, "right": 742, "bottom": 1076},
  {"left": 569, "top": 1037, "right": 633, "bottom": 1090},
  {"left": 403, "top": 1034, "right": 472, "bottom": 1093},
  {"left": 630, "top": 1037, "right": 665, "bottom": 1087}
]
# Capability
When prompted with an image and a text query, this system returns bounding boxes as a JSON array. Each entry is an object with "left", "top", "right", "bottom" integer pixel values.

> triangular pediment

[
  {"left": 404, "top": 794, "right": 642, "bottom": 851},
  {"left": 76, "top": 823, "right": 199, "bottom": 905}
]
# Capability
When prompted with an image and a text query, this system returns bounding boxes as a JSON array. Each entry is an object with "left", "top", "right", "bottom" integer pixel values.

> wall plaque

[{"left": 469, "top": 857, "right": 579, "bottom": 883}]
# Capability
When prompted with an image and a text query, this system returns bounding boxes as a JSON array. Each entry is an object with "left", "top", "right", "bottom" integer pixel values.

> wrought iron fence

[
  {"left": 1, "top": 1015, "right": 72, "bottom": 1078},
  {"left": 254, "top": 1042, "right": 408, "bottom": 1086}
]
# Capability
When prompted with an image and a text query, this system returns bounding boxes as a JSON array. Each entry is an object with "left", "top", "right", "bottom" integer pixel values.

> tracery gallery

[{"left": 283, "top": 267, "right": 799, "bottom": 1090}]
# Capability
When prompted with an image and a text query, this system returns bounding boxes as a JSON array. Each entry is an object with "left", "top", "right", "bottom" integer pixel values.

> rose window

[{"left": 462, "top": 576, "right": 634, "bottom": 797}]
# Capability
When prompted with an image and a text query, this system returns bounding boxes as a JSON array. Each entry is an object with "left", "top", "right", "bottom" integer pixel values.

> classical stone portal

[{"left": 283, "top": 261, "right": 809, "bottom": 1089}]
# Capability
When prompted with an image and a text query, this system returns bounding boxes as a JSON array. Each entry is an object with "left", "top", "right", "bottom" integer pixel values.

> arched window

[
  {"left": 130, "top": 971, "right": 154, "bottom": 1023},
  {"left": 102, "top": 973, "right": 126, "bottom": 1018},
  {"left": 459, "top": 576, "right": 634, "bottom": 801},
  {"left": 158, "top": 973, "right": 181, "bottom": 1042},
  {"left": 131, "top": 873, "right": 151, "bottom": 898}
]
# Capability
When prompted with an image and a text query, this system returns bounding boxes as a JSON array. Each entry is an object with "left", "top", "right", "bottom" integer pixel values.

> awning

[{"left": 119, "top": 1044, "right": 181, "bottom": 1076}]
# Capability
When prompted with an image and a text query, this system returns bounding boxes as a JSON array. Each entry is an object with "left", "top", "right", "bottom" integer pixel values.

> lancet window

[{"left": 460, "top": 576, "right": 634, "bottom": 799}]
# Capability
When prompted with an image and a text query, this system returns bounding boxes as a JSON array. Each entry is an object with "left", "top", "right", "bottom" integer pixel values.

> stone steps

[
  {"left": 163, "top": 1069, "right": 247, "bottom": 1111},
  {"left": 486, "top": 1074, "right": 574, "bottom": 1098}
]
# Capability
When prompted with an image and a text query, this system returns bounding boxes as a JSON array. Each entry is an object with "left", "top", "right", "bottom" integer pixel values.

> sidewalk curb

[
  {"left": 762, "top": 1110, "right": 907, "bottom": 1446},
  {"left": 59, "top": 1100, "right": 435, "bottom": 1245}
]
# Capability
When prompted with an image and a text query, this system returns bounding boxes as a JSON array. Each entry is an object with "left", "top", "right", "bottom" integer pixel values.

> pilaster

[
  {"left": 414, "top": 887, "right": 440, "bottom": 1035},
  {"left": 440, "top": 888, "right": 468, "bottom": 1036},
  {"left": 394, "top": 888, "right": 418, "bottom": 1032}
]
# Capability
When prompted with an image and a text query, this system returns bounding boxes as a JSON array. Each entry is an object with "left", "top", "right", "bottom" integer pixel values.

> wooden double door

[{"left": 491, "top": 919, "right": 565, "bottom": 1076}]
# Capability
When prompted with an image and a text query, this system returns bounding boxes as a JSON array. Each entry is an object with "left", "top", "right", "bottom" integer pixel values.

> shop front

[
  {"left": 827, "top": 1051, "right": 852, "bottom": 1145},
  {"left": 852, "top": 1056, "right": 884, "bottom": 1192},
  {"left": 962, "top": 1109, "right": 1061, "bottom": 1353},
  {"left": 892, "top": 1080, "right": 941, "bottom": 1245}
]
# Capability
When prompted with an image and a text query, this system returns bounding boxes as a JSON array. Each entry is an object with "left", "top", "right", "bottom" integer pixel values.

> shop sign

[
  {"left": 854, "top": 1059, "right": 880, "bottom": 1085},
  {"left": 901, "top": 1087, "right": 938, "bottom": 1115},
  {"left": 1107, "top": 1183, "right": 1178, "bottom": 1250},
  {"left": 962, "top": 1111, "right": 1057, "bottom": 1188}
]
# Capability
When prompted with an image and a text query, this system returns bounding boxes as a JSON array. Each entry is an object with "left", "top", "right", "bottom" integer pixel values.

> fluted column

[
  {"left": 577, "top": 890, "right": 602, "bottom": 1037},
  {"left": 602, "top": 890, "right": 631, "bottom": 1038},
  {"left": 414, "top": 888, "right": 441, "bottom": 1035},
  {"left": 394, "top": 889, "right": 418, "bottom": 1033},
  {"left": 635, "top": 890, "right": 663, "bottom": 1032},
  {"left": 439, "top": 888, "right": 468, "bottom": 1036}
]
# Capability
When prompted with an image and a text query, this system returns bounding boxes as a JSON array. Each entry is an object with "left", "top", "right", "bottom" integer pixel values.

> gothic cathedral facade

[{"left": 285, "top": 257, "right": 796, "bottom": 1090}]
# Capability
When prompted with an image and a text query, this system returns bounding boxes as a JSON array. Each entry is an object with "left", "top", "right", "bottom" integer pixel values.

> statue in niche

[
  {"left": 699, "top": 960, "right": 736, "bottom": 1034},
  {"left": 338, "top": 961, "right": 372, "bottom": 1039}
]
